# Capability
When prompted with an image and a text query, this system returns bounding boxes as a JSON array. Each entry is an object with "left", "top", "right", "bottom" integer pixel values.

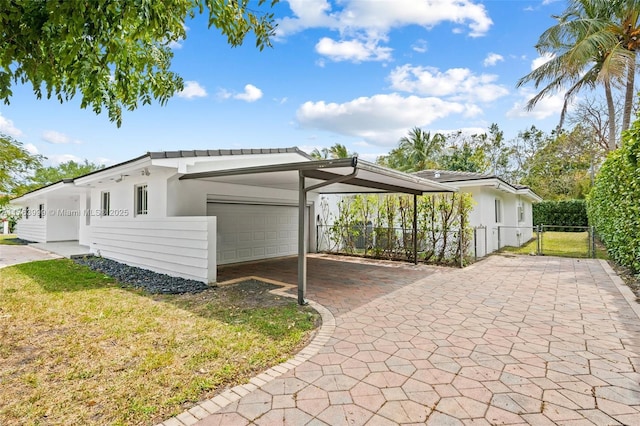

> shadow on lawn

[
  {"left": 12, "top": 259, "right": 116, "bottom": 292},
  {"left": 11, "top": 259, "right": 319, "bottom": 339}
]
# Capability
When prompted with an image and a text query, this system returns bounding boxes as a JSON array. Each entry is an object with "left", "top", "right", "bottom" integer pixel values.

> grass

[
  {"left": 0, "top": 259, "right": 319, "bottom": 425},
  {"left": 501, "top": 231, "right": 608, "bottom": 259},
  {"left": 0, "top": 234, "right": 27, "bottom": 245}
]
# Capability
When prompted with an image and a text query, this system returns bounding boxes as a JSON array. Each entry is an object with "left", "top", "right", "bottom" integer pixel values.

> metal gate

[{"left": 536, "top": 225, "right": 596, "bottom": 258}]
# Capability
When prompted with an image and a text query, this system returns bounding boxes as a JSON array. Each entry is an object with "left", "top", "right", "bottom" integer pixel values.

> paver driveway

[{"left": 167, "top": 255, "right": 640, "bottom": 425}]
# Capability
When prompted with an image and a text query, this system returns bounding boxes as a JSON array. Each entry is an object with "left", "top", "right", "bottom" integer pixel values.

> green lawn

[
  {"left": 501, "top": 231, "right": 608, "bottom": 259},
  {"left": 0, "top": 259, "right": 319, "bottom": 425},
  {"left": 0, "top": 234, "right": 27, "bottom": 245}
]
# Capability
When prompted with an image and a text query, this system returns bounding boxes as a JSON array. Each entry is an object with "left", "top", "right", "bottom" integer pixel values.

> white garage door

[{"left": 207, "top": 203, "right": 302, "bottom": 265}]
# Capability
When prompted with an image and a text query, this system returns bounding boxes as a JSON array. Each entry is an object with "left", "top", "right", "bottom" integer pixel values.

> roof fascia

[
  {"left": 10, "top": 180, "right": 73, "bottom": 203},
  {"left": 73, "top": 156, "right": 152, "bottom": 185}
]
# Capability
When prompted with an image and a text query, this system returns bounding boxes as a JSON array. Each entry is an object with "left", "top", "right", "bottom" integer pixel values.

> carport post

[
  {"left": 413, "top": 194, "right": 418, "bottom": 265},
  {"left": 298, "top": 171, "right": 308, "bottom": 305}
]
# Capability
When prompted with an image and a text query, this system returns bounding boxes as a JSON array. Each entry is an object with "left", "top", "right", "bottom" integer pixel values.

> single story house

[
  {"left": 414, "top": 170, "right": 542, "bottom": 256},
  {"left": 11, "top": 148, "right": 455, "bottom": 304}
]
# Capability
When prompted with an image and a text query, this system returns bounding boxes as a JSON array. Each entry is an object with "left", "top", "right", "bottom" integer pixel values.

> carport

[{"left": 180, "top": 157, "right": 456, "bottom": 304}]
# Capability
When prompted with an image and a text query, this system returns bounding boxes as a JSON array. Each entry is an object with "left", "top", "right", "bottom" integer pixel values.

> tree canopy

[
  {"left": 0, "top": 133, "right": 42, "bottom": 197},
  {"left": 0, "top": 0, "right": 278, "bottom": 126},
  {"left": 518, "top": 0, "right": 639, "bottom": 149},
  {"left": 310, "top": 143, "right": 357, "bottom": 160},
  {"left": 15, "top": 160, "right": 104, "bottom": 196}
]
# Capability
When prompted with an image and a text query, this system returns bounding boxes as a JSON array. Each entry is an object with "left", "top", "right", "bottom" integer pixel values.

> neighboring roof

[
  {"left": 414, "top": 169, "right": 542, "bottom": 201},
  {"left": 180, "top": 157, "right": 457, "bottom": 195}
]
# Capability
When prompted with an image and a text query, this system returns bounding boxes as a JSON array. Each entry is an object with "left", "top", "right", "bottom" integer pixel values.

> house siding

[
  {"left": 89, "top": 217, "right": 217, "bottom": 283},
  {"left": 15, "top": 207, "right": 46, "bottom": 242}
]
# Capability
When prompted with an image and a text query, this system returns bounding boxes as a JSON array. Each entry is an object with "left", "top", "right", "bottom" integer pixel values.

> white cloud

[
  {"left": 0, "top": 113, "right": 23, "bottom": 138},
  {"left": 507, "top": 87, "right": 567, "bottom": 120},
  {"left": 42, "top": 130, "right": 81, "bottom": 144},
  {"left": 277, "top": 0, "right": 492, "bottom": 63},
  {"left": 296, "top": 93, "right": 467, "bottom": 146},
  {"left": 47, "top": 154, "right": 82, "bottom": 165},
  {"left": 177, "top": 81, "right": 207, "bottom": 99},
  {"left": 531, "top": 53, "right": 554, "bottom": 70},
  {"left": 24, "top": 143, "right": 39, "bottom": 155},
  {"left": 483, "top": 52, "right": 504, "bottom": 67},
  {"left": 95, "top": 157, "right": 112, "bottom": 166},
  {"left": 220, "top": 84, "right": 263, "bottom": 102},
  {"left": 412, "top": 39, "right": 428, "bottom": 53},
  {"left": 278, "top": 0, "right": 492, "bottom": 38},
  {"left": 315, "top": 37, "right": 392, "bottom": 62},
  {"left": 389, "top": 65, "right": 509, "bottom": 103},
  {"left": 234, "top": 84, "right": 263, "bottom": 102}
]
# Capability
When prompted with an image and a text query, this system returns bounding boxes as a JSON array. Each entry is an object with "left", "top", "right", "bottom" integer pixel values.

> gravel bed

[{"left": 73, "top": 256, "right": 209, "bottom": 294}]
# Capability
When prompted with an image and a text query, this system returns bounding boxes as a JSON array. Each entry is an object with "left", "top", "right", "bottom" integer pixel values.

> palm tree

[
  {"left": 397, "top": 127, "right": 445, "bottom": 172},
  {"left": 518, "top": 0, "right": 639, "bottom": 151},
  {"left": 328, "top": 143, "right": 356, "bottom": 159},
  {"left": 310, "top": 147, "right": 329, "bottom": 160}
]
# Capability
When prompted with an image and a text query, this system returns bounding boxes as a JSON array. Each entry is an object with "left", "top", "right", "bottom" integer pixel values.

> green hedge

[
  {"left": 533, "top": 200, "right": 588, "bottom": 230},
  {"left": 587, "top": 117, "right": 640, "bottom": 273}
]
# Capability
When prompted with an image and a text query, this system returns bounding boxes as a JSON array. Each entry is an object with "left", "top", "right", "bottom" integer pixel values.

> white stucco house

[
  {"left": 414, "top": 170, "right": 542, "bottom": 257},
  {"left": 11, "top": 148, "right": 454, "bottom": 303}
]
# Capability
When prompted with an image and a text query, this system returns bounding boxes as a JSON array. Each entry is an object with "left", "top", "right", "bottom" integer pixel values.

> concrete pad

[{"left": 0, "top": 244, "right": 61, "bottom": 268}]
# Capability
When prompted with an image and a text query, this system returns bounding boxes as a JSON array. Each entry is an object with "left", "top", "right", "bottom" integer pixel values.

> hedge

[
  {"left": 533, "top": 199, "right": 588, "bottom": 230},
  {"left": 587, "top": 116, "right": 640, "bottom": 273}
]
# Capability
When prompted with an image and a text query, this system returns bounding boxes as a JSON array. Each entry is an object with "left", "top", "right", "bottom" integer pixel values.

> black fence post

[{"left": 474, "top": 227, "right": 478, "bottom": 261}]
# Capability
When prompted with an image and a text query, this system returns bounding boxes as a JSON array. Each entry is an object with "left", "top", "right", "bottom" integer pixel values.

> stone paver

[{"left": 160, "top": 255, "right": 640, "bottom": 425}]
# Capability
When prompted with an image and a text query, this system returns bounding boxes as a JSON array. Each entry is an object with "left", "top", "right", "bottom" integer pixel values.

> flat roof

[{"left": 180, "top": 157, "right": 457, "bottom": 195}]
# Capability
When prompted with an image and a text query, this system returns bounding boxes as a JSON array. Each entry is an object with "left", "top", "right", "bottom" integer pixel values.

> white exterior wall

[
  {"left": 14, "top": 203, "right": 46, "bottom": 242},
  {"left": 89, "top": 217, "right": 217, "bottom": 283},
  {"left": 78, "top": 192, "right": 91, "bottom": 246},
  {"left": 45, "top": 198, "right": 80, "bottom": 241}
]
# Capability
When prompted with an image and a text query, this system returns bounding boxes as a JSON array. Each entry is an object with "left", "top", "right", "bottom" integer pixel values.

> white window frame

[
  {"left": 38, "top": 203, "right": 45, "bottom": 219},
  {"left": 135, "top": 184, "right": 148, "bottom": 216},
  {"left": 517, "top": 201, "right": 525, "bottom": 223},
  {"left": 101, "top": 191, "right": 111, "bottom": 217},
  {"left": 495, "top": 198, "right": 503, "bottom": 224}
]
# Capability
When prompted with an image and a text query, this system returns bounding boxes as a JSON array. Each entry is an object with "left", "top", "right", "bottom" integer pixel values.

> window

[
  {"left": 38, "top": 203, "right": 45, "bottom": 219},
  {"left": 101, "top": 192, "right": 111, "bottom": 216},
  {"left": 135, "top": 184, "right": 148, "bottom": 216},
  {"left": 517, "top": 201, "right": 525, "bottom": 223},
  {"left": 25, "top": 206, "right": 29, "bottom": 219},
  {"left": 494, "top": 198, "right": 502, "bottom": 223}
]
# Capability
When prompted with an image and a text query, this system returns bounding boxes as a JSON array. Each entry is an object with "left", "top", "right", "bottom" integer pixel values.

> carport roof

[{"left": 179, "top": 157, "right": 457, "bottom": 195}]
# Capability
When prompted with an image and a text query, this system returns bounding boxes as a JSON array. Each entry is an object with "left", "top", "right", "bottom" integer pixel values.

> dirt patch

[
  {"left": 164, "top": 279, "right": 299, "bottom": 310},
  {"left": 609, "top": 261, "right": 640, "bottom": 302}
]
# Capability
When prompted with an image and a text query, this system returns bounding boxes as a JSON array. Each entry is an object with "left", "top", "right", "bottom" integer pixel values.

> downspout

[{"left": 297, "top": 158, "right": 359, "bottom": 305}]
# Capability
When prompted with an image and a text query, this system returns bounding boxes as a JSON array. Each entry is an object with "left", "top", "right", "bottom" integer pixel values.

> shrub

[
  {"left": 587, "top": 117, "right": 640, "bottom": 273},
  {"left": 533, "top": 199, "right": 588, "bottom": 230}
]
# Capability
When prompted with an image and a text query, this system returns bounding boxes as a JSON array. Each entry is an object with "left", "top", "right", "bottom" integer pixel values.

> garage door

[{"left": 207, "top": 203, "right": 302, "bottom": 265}]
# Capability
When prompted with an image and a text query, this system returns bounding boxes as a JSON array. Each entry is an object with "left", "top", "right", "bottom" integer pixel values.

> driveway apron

[
  {"left": 0, "top": 244, "right": 61, "bottom": 269},
  {"left": 171, "top": 255, "right": 640, "bottom": 425}
]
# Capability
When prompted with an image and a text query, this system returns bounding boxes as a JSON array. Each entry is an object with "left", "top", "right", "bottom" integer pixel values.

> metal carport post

[{"left": 297, "top": 161, "right": 358, "bottom": 305}]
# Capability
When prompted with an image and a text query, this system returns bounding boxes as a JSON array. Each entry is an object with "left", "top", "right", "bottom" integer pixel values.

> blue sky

[{"left": 0, "top": 0, "right": 570, "bottom": 166}]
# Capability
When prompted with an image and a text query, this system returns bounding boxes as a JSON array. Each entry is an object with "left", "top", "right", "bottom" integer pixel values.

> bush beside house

[{"left": 588, "top": 117, "right": 640, "bottom": 273}]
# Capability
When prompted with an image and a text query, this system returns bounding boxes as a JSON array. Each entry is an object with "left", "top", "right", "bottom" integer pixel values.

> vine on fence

[{"left": 318, "top": 193, "right": 473, "bottom": 266}]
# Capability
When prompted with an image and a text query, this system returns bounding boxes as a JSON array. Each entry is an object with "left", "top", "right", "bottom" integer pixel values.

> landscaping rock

[{"left": 73, "top": 256, "right": 209, "bottom": 294}]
